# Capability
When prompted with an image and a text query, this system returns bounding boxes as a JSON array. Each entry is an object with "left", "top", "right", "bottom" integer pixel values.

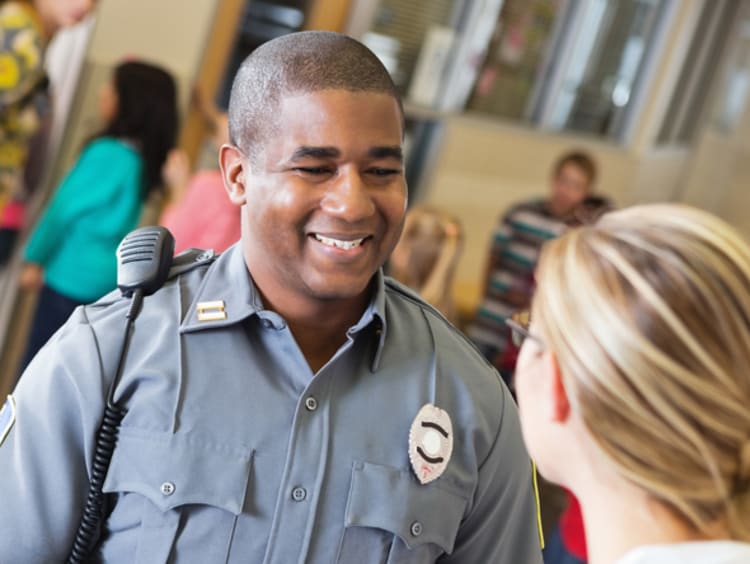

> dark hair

[
  {"left": 227, "top": 31, "right": 402, "bottom": 161},
  {"left": 567, "top": 195, "right": 616, "bottom": 226},
  {"left": 554, "top": 150, "right": 598, "bottom": 187},
  {"left": 96, "top": 60, "right": 178, "bottom": 198}
]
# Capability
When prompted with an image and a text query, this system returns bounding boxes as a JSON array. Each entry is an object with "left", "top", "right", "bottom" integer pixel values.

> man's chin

[{"left": 305, "top": 275, "right": 376, "bottom": 303}]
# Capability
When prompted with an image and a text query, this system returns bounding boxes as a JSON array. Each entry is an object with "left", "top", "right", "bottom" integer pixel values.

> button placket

[{"left": 264, "top": 363, "right": 335, "bottom": 563}]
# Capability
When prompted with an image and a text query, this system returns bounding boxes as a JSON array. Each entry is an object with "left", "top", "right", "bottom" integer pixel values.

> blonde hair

[
  {"left": 389, "top": 206, "right": 463, "bottom": 323},
  {"left": 533, "top": 203, "right": 750, "bottom": 540}
]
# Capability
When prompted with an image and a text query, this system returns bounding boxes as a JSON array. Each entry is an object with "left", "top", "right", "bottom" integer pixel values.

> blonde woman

[
  {"left": 388, "top": 205, "right": 463, "bottom": 324},
  {"left": 510, "top": 203, "right": 750, "bottom": 564}
]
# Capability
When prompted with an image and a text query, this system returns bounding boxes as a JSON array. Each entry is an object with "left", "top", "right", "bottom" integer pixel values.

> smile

[{"left": 314, "top": 234, "right": 365, "bottom": 250}]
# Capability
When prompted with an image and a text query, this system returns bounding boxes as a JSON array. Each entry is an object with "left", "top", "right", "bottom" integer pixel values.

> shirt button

[
  {"left": 261, "top": 319, "right": 273, "bottom": 329},
  {"left": 305, "top": 396, "right": 318, "bottom": 411},
  {"left": 410, "top": 521, "right": 423, "bottom": 537},
  {"left": 291, "top": 487, "right": 307, "bottom": 502},
  {"left": 160, "top": 482, "right": 176, "bottom": 496}
]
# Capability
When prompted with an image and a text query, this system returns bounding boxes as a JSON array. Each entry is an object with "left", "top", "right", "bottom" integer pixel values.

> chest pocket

[
  {"left": 337, "top": 461, "right": 467, "bottom": 564},
  {"left": 101, "top": 428, "right": 253, "bottom": 564}
]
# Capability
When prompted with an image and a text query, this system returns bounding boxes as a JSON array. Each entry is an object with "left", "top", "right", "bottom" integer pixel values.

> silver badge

[{"left": 408, "top": 403, "right": 453, "bottom": 484}]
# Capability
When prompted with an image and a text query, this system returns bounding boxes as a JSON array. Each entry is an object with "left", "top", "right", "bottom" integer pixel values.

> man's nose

[{"left": 321, "top": 168, "right": 376, "bottom": 221}]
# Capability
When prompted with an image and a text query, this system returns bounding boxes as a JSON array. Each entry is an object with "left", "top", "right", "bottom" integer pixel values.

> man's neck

[
  {"left": 289, "top": 318, "right": 354, "bottom": 374},
  {"left": 255, "top": 285, "right": 372, "bottom": 374}
]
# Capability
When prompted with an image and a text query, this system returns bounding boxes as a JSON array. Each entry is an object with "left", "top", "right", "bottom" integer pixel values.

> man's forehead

[
  {"left": 274, "top": 90, "right": 403, "bottom": 132},
  {"left": 278, "top": 87, "right": 400, "bottom": 106}
]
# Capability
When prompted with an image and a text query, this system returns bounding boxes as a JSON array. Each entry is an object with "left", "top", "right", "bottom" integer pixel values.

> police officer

[{"left": 0, "top": 31, "right": 544, "bottom": 563}]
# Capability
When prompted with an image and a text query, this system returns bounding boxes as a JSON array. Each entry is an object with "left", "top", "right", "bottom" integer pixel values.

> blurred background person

[
  {"left": 512, "top": 203, "right": 750, "bottom": 564},
  {"left": 388, "top": 204, "right": 463, "bottom": 324},
  {"left": 159, "top": 87, "right": 239, "bottom": 255},
  {"left": 0, "top": 0, "right": 96, "bottom": 264},
  {"left": 467, "top": 149, "right": 597, "bottom": 386},
  {"left": 17, "top": 59, "right": 178, "bottom": 373}
]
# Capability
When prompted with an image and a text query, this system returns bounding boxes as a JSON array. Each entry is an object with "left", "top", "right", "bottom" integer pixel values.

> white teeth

[{"left": 314, "top": 234, "right": 365, "bottom": 250}]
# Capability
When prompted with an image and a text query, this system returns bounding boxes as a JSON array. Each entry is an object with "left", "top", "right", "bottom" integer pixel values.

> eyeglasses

[{"left": 505, "top": 310, "right": 545, "bottom": 349}]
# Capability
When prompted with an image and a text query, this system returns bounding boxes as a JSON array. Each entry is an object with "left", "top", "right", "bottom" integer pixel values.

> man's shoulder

[
  {"left": 382, "top": 279, "right": 512, "bottom": 459},
  {"left": 166, "top": 247, "right": 218, "bottom": 279},
  {"left": 501, "top": 198, "right": 566, "bottom": 240},
  {"left": 84, "top": 248, "right": 218, "bottom": 320},
  {"left": 504, "top": 197, "right": 549, "bottom": 218},
  {"left": 383, "top": 278, "right": 498, "bottom": 374}
]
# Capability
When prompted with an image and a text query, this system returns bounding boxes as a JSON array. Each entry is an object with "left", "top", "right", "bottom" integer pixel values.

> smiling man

[{"left": 1, "top": 32, "right": 543, "bottom": 563}]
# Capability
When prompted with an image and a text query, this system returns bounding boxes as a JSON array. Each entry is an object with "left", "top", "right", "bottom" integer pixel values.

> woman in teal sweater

[{"left": 19, "top": 60, "right": 178, "bottom": 372}]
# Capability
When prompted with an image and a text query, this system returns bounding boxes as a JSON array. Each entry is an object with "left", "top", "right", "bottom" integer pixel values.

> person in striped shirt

[{"left": 467, "top": 150, "right": 597, "bottom": 388}]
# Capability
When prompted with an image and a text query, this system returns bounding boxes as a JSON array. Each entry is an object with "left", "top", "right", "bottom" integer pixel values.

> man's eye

[
  {"left": 294, "top": 167, "right": 332, "bottom": 175},
  {"left": 368, "top": 168, "right": 401, "bottom": 177}
]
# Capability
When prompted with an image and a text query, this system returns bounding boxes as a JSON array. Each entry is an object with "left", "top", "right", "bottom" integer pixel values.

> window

[
  {"left": 657, "top": 0, "right": 744, "bottom": 144},
  {"left": 466, "top": 0, "right": 563, "bottom": 120},
  {"left": 361, "top": 0, "right": 673, "bottom": 142},
  {"left": 362, "top": 0, "right": 463, "bottom": 94},
  {"left": 467, "top": 0, "right": 670, "bottom": 140}
]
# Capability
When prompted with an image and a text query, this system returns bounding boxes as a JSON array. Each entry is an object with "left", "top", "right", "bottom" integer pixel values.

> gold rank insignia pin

[
  {"left": 197, "top": 300, "right": 227, "bottom": 321},
  {"left": 408, "top": 404, "right": 453, "bottom": 485}
]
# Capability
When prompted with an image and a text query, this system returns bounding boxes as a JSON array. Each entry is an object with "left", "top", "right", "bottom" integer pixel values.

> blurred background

[{"left": 1, "top": 0, "right": 749, "bottom": 392}]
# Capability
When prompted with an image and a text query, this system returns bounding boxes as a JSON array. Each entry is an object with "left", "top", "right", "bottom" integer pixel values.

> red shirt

[
  {"left": 160, "top": 170, "right": 240, "bottom": 255},
  {"left": 560, "top": 491, "right": 587, "bottom": 560}
]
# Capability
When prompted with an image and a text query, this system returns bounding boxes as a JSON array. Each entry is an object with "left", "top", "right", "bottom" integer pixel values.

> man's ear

[
  {"left": 546, "top": 352, "right": 571, "bottom": 423},
  {"left": 219, "top": 144, "right": 248, "bottom": 206}
]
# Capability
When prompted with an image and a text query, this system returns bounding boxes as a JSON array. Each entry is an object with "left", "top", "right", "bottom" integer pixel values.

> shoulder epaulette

[{"left": 168, "top": 248, "right": 218, "bottom": 279}]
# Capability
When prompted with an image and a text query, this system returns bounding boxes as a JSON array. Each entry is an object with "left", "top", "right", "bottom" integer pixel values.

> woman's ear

[
  {"left": 546, "top": 352, "right": 571, "bottom": 423},
  {"left": 219, "top": 144, "right": 248, "bottom": 206}
]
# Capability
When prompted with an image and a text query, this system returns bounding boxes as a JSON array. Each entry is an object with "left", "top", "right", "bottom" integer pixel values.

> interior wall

[
  {"left": 86, "top": 0, "right": 217, "bottom": 73},
  {"left": 682, "top": 98, "right": 750, "bottom": 240},
  {"left": 52, "top": 0, "right": 219, "bottom": 183},
  {"left": 627, "top": 0, "right": 702, "bottom": 153}
]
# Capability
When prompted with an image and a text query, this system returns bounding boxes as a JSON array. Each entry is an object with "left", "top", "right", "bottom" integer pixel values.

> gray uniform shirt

[{"left": 0, "top": 243, "right": 543, "bottom": 563}]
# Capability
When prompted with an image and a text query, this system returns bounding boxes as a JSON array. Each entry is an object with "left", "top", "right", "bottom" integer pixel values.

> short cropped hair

[
  {"left": 227, "top": 31, "right": 402, "bottom": 160},
  {"left": 553, "top": 150, "right": 597, "bottom": 188},
  {"left": 534, "top": 204, "right": 750, "bottom": 541}
]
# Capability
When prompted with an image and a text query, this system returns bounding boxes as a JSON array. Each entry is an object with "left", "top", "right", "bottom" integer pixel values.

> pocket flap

[
  {"left": 102, "top": 427, "right": 252, "bottom": 515},
  {"left": 345, "top": 461, "right": 467, "bottom": 554}
]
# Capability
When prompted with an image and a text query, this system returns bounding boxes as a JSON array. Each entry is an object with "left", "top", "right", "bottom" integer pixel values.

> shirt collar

[
  {"left": 181, "top": 244, "right": 388, "bottom": 370},
  {"left": 349, "top": 271, "right": 387, "bottom": 372},
  {"left": 180, "top": 243, "right": 262, "bottom": 332}
]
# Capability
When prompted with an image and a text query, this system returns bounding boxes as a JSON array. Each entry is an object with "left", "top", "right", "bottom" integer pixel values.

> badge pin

[
  {"left": 197, "top": 300, "right": 227, "bottom": 321},
  {"left": 0, "top": 395, "right": 16, "bottom": 448},
  {"left": 408, "top": 403, "right": 453, "bottom": 484}
]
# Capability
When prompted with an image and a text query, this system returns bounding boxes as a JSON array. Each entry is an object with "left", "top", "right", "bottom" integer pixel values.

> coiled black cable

[
  {"left": 66, "top": 402, "right": 126, "bottom": 562},
  {"left": 66, "top": 290, "right": 143, "bottom": 563}
]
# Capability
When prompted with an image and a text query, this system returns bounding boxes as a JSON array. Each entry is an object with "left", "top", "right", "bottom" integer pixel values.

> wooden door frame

[{"left": 179, "top": 0, "right": 245, "bottom": 163}]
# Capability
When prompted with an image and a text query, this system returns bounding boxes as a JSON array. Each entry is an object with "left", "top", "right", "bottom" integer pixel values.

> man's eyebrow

[
  {"left": 369, "top": 146, "right": 403, "bottom": 162},
  {"left": 288, "top": 145, "right": 403, "bottom": 162},
  {"left": 290, "top": 146, "right": 340, "bottom": 161}
]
